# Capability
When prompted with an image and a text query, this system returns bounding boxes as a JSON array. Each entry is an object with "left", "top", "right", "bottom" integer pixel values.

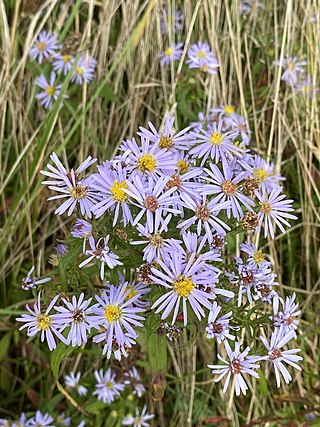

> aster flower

[
  {"left": 120, "top": 137, "right": 177, "bottom": 178},
  {"left": 240, "top": 242, "right": 270, "bottom": 268},
  {"left": 260, "top": 329, "right": 302, "bottom": 387},
  {"left": 272, "top": 292, "right": 301, "bottom": 337},
  {"left": 53, "top": 53, "right": 74, "bottom": 75},
  {"left": 91, "top": 283, "right": 145, "bottom": 356},
  {"left": 211, "top": 105, "right": 237, "bottom": 124},
  {"left": 64, "top": 372, "right": 88, "bottom": 396},
  {"left": 20, "top": 266, "right": 51, "bottom": 291},
  {"left": 206, "top": 301, "right": 235, "bottom": 343},
  {"left": 93, "top": 368, "right": 125, "bottom": 403},
  {"left": 208, "top": 341, "right": 260, "bottom": 395},
  {"left": 29, "top": 31, "right": 60, "bottom": 63},
  {"left": 123, "top": 175, "right": 181, "bottom": 229},
  {"left": 12, "top": 413, "right": 27, "bottom": 427},
  {"left": 16, "top": 293, "right": 67, "bottom": 351},
  {"left": 35, "top": 72, "right": 63, "bottom": 110},
  {"left": 150, "top": 252, "right": 216, "bottom": 325},
  {"left": 116, "top": 274, "right": 151, "bottom": 308},
  {"left": 54, "top": 293, "right": 96, "bottom": 346},
  {"left": 79, "top": 235, "right": 122, "bottom": 280},
  {"left": 294, "top": 74, "right": 318, "bottom": 97},
  {"left": 71, "top": 54, "right": 97, "bottom": 85},
  {"left": 122, "top": 406, "right": 154, "bottom": 427},
  {"left": 137, "top": 113, "right": 191, "bottom": 152},
  {"left": 187, "top": 41, "right": 219, "bottom": 74},
  {"left": 160, "top": 8, "right": 184, "bottom": 33},
  {"left": 160, "top": 43, "right": 183, "bottom": 66},
  {"left": 91, "top": 162, "right": 133, "bottom": 225},
  {"left": 202, "top": 162, "right": 255, "bottom": 220},
  {"left": 124, "top": 367, "right": 146, "bottom": 397},
  {"left": 131, "top": 214, "right": 179, "bottom": 263},
  {"left": 190, "top": 120, "right": 243, "bottom": 166},
  {"left": 41, "top": 152, "right": 97, "bottom": 187},
  {"left": 25, "top": 411, "right": 54, "bottom": 427},
  {"left": 177, "top": 194, "right": 231, "bottom": 243},
  {"left": 240, "top": 154, "right": 285, "bottom": 191},
  {"left": 255, "top": 185, "right": 298, "bottom": 238},
  {"left": 273, "top": 56, "right": 307, "bottom": 85}
]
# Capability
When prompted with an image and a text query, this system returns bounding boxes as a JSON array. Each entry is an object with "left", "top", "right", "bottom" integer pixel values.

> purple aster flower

[
  {"left": 272, "top": 292, "right": 301, "bottom": 337},
  {"left": 91, "top": 283, "right": 145, "bottom": 356},
  {"left": 210, "top": 105, "right": 237, "bottom": 123},
  {"left": 64, "top": 372, "right": 88, "bottom": 396},
  {"left": 120, "top": 137, "right": 177, "bottom": 178},
  {"left": 255, "top": 185, "right": 298, "bottom": 238},
  {"left": 187, "top": 42, "right": 219, "bottom": 74},
  {"left": 91, "top": 162, "right": 133, "bottom": 225},
  {"left": 177, "top": 194, "right": 231, "bottom": 243},
  {"left": 160, "top": 43, "right": 183, "bottom": 66},
  {"left": 123, "top": 175, "right": 181, "bottom": 229},
  {"left": 207, "top": 341, "right": 260, "bottom": 395},
  {"left": 35, "top": 72, "right": 63, "bottom": 110},
  {"left": 93, "top": 368, "right": 125, "bottom": 403},
  {"left": 190, "top": 120, "right": 243, "bottom": 166},
  {"left": 54, "top": 293, "right": 96, "bottom": 347},
  {"left": 137, "top": 113, "right": 191, "bottom": 153},
  {"left": 116, "top": 274, "right": 151, "bottom": 308},
  {"left": 131, "top": 214, "right": 178, "bottom": 263},
  {"left": 260, "top": 329, "right": 302, "bottom": 387},
  {"left": 26, "top": 411, "right": 54, "bottom": 427},
  {"left": 273, "top": 56, "right": 307, "bottom": 85},
  {"left": 79, "top": 235, "right": 122, "bottom": 280},
  {"left": 150, "top": 252, "right": 216, "bottom": 325},
  {"left": 53, "top": 53, "right": 74, "bottom": 75},
  {"left": 71, "top": 54, "right": 97, "bottom": 84},
  {"left": 240, "top": 242, "right": 270, "bottom": 268},
  {"left": 240, "top": 154, "right": 285, "bottom": 191},
  {"left": 29, "top": 31, "right": 60, "bottom": 63},
  {"left": 124, "top": 367, "right": 146, "bottom": 397},
  {"left": 20, "top": 266, "right": 51, "bottom": 291},
  {"left": 71, "top": 218, "right": 93, "bottom": 238},
  {"left": 202, "top": 162, "right": 255, "bottom": 220},
  {"left": 16, "top": 293, "right": 67, "bottom": 351},
  {"left": 12, "top": 413, "right": 27, "bottom": 427},
  {"left": 122, "top": 406, "right": 154, "bottom": 427},
  {"left": 294, "top": 74, "right": 318, "bottom": 97},
  {"left": 206, "top": 301, "right": 235, "bottom": 343},
  {"left": 160, "top": 8, "right": 184, "bottom": 34}
]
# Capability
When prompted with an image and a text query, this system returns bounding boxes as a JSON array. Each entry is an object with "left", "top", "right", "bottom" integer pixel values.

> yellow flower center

[
  {"left": 45, "top": 86, "right": 55, "bottom": 97},
  {"left": 210, "top": 132, "right": 224, "bottom": 146},
  {"left": 259, "top": 201, "right": 272, "bottom": 214},
  {"left": 137, "top": 154, "right": 157, "bottom": 173},
  {"left": 76, "top": 67, "right": 84, "bottom": 75},
  {"left": 106, "top": 381, "right": 114, "bottom": 390},
  {"left": 125, "top": 285, "right": 137, "bottom": 301},
  {"left": 224, "top": 105, "right": 235, "bottom": 115},
  {"left": 173, "top": 276, "right": 195, "bottom": 298},
  {"left": 37, "top": 314, "right": 52, "bottom": 330},
  {"left": 253, "top": 250, "right": 265, "bottom": 264},
  {"left": 159, "top": 135, "right": 174, "bottom": 149},
  {"left": 110, "top": 180, "right": 128, "bottom": 203},
  {"left": 70, "top": 185, "right": 87, "bottom": 199},
  {"left": 177, "top": 159, "right": 189, "bottom": 174},
  {"left": 149, "top": 233, "right": 163, "bottom": 248},
  {"left": 165, "top": 47, "right": 173, "bottom": 56},
  {"left": 253, "top": 168, "right": 267, "bottom": 183},
  {"left": 63, "top": 54, "right": 71, "bottom": 62},
  {"left": 302, "top": 85, "right": 311, "bottom": 93},
  {"left": 197, "top": 50, "right": 207, "bottom": 58},
  {"left": 104, "top": 305, "right": 122, "bottom": 322},
  {"left": 37, "top": 41, "right": 47, "bottom": 51}
]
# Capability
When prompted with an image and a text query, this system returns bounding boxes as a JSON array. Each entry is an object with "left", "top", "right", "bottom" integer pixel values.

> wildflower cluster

[
  {"left": 29, "top": 31, "right": 97, "bottom": 109},
  {"left": 16, "top": 103, "right": 303, "bottom": 404}
]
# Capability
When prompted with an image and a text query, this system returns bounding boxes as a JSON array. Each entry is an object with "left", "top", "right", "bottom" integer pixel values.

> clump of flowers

[{"left": 16, "top": 108, "right": 302, "bottom": 425}]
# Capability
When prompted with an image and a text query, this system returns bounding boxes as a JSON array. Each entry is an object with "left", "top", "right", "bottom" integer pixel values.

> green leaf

[
  {"left": 0, "top": 333, "right": 11, "bottom": 363},
  {"left": 51, "top": 342, "right": 75, "bottom": 379},
  {"left": 148, "top": 330, "right": 167, "bottom": 400}
]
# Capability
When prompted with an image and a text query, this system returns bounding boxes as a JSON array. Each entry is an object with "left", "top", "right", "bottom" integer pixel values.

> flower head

[
  {"left": 122, "top": 405, "right": 154, "bottom": 427},
  {"left": 160, "top": 43, "right": 183, "bottom": 66},
  {"left": 93, "top": 368, "right": 125, "bottom": 403},
  {"left": 20, "top": 266, "right": 51, "bottom": 291},
  {"left": 35, "top": 72, "right": 63, "bottom": 109},
  {"left": 29, "top": 31, "right": 60, "bottom": 63},
  {"left": 64, "top": 372, "right": 88, "bottom": 396}
]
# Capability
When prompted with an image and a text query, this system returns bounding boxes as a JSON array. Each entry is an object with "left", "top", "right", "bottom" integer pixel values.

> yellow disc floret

[
  {"left": 37, "top": 314, "right": 52, "bottom": 330},
  {"left": 137, "top": 154, "right": 157, "bottom": 173},
  {"left": 177, "top": 159, "right": 189, "bottom": 174},
  {"left": 37, "top": 41, "right": 47, "bottom": 51},
  {"left": 104, "top": 305, "right": 122, "bottom": 322},
  {"left": 110, "top": 180, "right": 128, "bottom": 203},
  {"left": 253, "top": 250, "right": 265, "bottom": 264},
  {"left": 125, "top": 285, "right": 137, "bottom": 301},
  {"left": 210, "top": 132, "right": 224, "bottom": 146},
  {"left": 173, "top": 276, "right": 195, "bottom": 298},
  {"left": 45, "top": 86, "right": 55, "bottom": 97},
  {"left": 224, "top": 105, "right": 235, "bottom": 115},
  {"left": 165, "top": 47, "right": 173, "bottom": 56},
  {"left": 197, "top": 50, "right": 207, "bottom": 58},
  {"left": 253, "top": 168, "right": 267, "bottom": 183}
]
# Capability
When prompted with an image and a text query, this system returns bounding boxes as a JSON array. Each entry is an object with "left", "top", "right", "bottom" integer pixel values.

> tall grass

[{"left": 0, "top": 0, "right": 319, "bottom": 425}]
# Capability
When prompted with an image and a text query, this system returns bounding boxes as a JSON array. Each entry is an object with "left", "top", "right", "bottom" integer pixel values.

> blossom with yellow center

[
  {"left": 165, "top": 47, "right": 173, "bottom": 56},
  {"left": 76, "top": 66, "right": 84, "bottom": 76},
  {"left": 104, "top": 305, "right": 122, "bottom": 322},
  {"left": 137, "top": 154, "right": 158, "bottom": 173},
  {"left": 210, "top": 132, "right": 224, "bottom": 146},
  {"left": 224, "top": 105, "right": 235, "bottom": 115},
  {"left": 37, "top": 314, "right": 52, "bottom": 330},
  {"left": 125, "top": 285, "right": 137, "bottom": 301},
  {"left": 63, "top": 54, "right": 71, "bottom": 63},
  {"left": 197, "top": 50, "right": 207, "bottom": 58},
  {"left": 37, "top": 41, "right": 47, "bottom": 51},
  {"left": 45, "top": 86, "right": 55, "bottom": 97},
  {"left": 110, "top": 180, "right": 128, "bottom": 203},
  {"left": 173, "top": 276, "right": 195, "bottom": 298},
  {"left": 177, "top": 159, "right": 189, "bottom": 174},
  {"left": 159, "top": 135, "right": 174, "bottom": 149}
]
